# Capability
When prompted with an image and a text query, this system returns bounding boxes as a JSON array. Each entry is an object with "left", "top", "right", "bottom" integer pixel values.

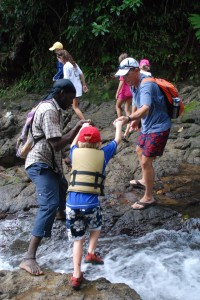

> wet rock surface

[
  {"left": 0, "top": 84, "right": 200, "bottom": 299},
  {"left": 107, "top": 206, "right": 182, "bottom": 237},
  {"left": 0, "top": 270, "right": 141, "bottom": 300}
]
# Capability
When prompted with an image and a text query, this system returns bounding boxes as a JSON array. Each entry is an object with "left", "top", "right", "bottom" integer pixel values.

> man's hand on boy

[
  {"left": 77, "top": 119, "right": 92, "bottom": 128},
  {"left": 82, "top": 122, "right": 91, "bottom": 128}
]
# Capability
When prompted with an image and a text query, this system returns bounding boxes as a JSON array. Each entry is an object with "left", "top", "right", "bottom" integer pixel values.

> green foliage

[
  {"left": 83, "top": 67, "right": 100, "bottom": 83},
  {"left": 12, "top": 77, "right": 34, "bottom": 93},
  {"left": 0, "top": 87, "right": 9, "bottom": 98},
  {"left": 0, "top": 72, "right": 51, "bottom": 103},
  {"left": 0, "top": 76, "right": 33, "bottom": 100},
  {"left": 91, "top": 0, "right": 142, "bottom": 36},
  {"left": 0, "top": 0, "right": 68, "bottom": 78},
  {"left": 188, "top": 14, "right": 200, "bottom": 41},
  {"left": 82, "top": 77, "right": 117, "bottom": 105},
  {"left": 111, "top": 0, "right": 142, "bottom": 15},
  {"left": 14, "top": 71, "right": 51, "bottom": 94},
  {"left": 0, "top": 0, "right": 200, "bottom": 91},
  {"left": 92, "top": 16, "right": 110, "bottom": 37},
  {"left": 65, "top": 0, "right": 143, "bottom": 71}
]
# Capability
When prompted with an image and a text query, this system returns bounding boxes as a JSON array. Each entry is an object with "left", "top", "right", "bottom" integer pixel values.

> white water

[{"left": 0, "top": 217, "right": 200, "bottom": 300}]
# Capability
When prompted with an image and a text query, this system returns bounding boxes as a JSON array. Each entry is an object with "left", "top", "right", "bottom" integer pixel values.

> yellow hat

[{"left": 49, "top": 42, "right": 63, "bottom": 51}]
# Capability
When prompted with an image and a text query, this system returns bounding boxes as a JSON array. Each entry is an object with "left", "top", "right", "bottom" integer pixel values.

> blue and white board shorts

[{"left": 66, "top": 206, "right": 102, "bottom": 240}]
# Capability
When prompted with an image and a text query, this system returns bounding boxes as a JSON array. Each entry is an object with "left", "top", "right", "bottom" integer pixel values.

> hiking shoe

[
  {"left": 70, "top": 272, "right": 84, "bottom": 290},
  {"left": 84, "top": 252, "right": 104, "bottom": 265}
]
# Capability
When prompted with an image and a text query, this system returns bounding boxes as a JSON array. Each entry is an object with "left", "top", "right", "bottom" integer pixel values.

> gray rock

[
  {"left": 0, "top": 270, "right": 141, "bottom": 300},
  {"left": 109, "top": 206, "right": 182, "bottom": 237}
]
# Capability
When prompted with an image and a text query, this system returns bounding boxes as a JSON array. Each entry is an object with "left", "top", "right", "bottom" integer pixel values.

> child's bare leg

[
  {"left": 124, "top": 123, "right": 130, "bottom": 138},
  {"left": 73, "top": 238, "right": 85, "bottom": 278},
  {"left": 124, "top": 98, "right": 132, "bottom": 116},
  {"left": 115, "top": 100, "right": 123, "bottom": 117},
  {"left": 87, "top": 230, "right": 101, "bottom": 254},
  {"left": 72, "top": 98, "right": 85, "bottom": 120}
]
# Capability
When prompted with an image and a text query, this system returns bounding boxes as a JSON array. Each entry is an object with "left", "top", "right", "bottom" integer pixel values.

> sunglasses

[
  {"left": 119, "top": 65, "right": 137, "bottom": 70},
  {"left": 119, "top": 58, "right": 138, "bottom": 69}
]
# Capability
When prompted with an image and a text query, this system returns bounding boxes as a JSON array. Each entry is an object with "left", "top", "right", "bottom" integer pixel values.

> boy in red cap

[{"left": 66, "top": 121, "right": 123, "bottom": 289}]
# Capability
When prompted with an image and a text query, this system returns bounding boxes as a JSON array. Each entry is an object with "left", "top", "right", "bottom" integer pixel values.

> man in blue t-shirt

[
  {"left": 66, "top": 121, "right": 122, "bottom": 290},
  {"left": 49, "top": 41, "right": 64, "bottom": 81},
  {"left": 114, "top": 57, "right": 171, "bottom": 210}
]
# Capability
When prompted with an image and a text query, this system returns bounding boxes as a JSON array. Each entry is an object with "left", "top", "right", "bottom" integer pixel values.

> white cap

[{"left": 115, "top": 57, "right": 139, "bottom": 76}]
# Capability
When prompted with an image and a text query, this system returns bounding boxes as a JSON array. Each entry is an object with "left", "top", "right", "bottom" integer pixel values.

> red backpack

[{"left": 141, "top": 77, "right": 184, "bottom": 118}]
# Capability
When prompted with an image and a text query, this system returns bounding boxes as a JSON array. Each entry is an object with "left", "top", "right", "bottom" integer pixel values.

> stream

[{"left": 1, "top": 211, "right": 200, "bottom": 300}]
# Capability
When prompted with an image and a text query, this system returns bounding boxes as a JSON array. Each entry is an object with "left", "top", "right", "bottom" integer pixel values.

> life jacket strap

[{"left": 70, "top": 170, "right": 105, "bottom": 194}]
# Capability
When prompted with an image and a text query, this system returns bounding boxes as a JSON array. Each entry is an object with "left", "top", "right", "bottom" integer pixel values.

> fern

[{"left": 188, "top": 14, "right": 200, "bottom": 41}]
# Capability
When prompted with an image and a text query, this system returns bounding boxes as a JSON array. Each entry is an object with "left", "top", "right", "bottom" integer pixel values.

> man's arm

[
  {"left": 49, "top": 120, "right": 89, "bottom": 151},
  {"left": 129, "top": 104, "right": 150, "bottom": 120},
  {"left": 131, "top": 104, "right": 137, "bottom": 114},
  {"left": 114, "top": 104, "right": 150, "bottom": 126},
  {"left": 70, "top": 122, "right": 91, "bottom": 148}
]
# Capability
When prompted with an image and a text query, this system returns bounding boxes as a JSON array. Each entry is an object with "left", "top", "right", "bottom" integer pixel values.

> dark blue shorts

[
  {"left": 136, "top": 128, "right": 170, "bottom": 157},
  {"left": 26, "top": 163, "right": 68, "bottom": 238},
  {"left": 66, "top": 206, "right": 102, "bottom": 240}
]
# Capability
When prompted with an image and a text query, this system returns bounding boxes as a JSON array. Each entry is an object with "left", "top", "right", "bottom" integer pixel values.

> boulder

[{"left": 0, "top": 270, "right": 141, "bottom": 300}]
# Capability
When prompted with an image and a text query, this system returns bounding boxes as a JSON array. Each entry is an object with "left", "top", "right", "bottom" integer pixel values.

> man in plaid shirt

[{"left": 19, "top": 79, "right": 89, "bottom": 276}]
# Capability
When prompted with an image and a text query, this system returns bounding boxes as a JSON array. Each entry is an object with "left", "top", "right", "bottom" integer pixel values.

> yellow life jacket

[{"left": 68, "top": 148, "right": 105, "bottom": 195}]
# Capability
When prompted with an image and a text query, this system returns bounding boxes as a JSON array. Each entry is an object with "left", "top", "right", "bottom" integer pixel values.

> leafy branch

[{"left": 188, "top": 14, "right": 200, "bottom": 42}]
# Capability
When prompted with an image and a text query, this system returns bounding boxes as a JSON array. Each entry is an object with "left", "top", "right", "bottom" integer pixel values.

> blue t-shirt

[
  {"left": 66, "top": 140, "right": 118, "bottom": 209},
  {"left": 132, "top": 75, "right": 171, "bottom": 134},
  {"left": 53, "top": 61, "right": 63, "bottom": 81}
]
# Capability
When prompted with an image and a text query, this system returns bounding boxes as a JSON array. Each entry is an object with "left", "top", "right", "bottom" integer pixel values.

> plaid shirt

[{"left": 25, "top": 98, "right": 63, "bottom": 174}]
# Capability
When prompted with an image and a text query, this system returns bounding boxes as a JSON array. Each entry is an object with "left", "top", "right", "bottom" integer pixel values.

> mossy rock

[{"left": 181, "top": 101, "right": 200, "bottom": 124}]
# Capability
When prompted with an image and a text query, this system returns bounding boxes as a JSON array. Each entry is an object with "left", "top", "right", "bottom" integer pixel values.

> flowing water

[{"left": 0, "top": 212, "right": 200, "bottom": 300}]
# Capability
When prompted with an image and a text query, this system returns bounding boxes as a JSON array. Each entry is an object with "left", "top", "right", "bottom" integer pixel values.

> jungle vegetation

[{"left": 0, "top": 0, "right": 200, "bottom": 97}]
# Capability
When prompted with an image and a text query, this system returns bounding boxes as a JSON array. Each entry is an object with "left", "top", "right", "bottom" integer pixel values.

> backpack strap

[{"left": 141, "top": 77, "right": 156, "bottom": 85}]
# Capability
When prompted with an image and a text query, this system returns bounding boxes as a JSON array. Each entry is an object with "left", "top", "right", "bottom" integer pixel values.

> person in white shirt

[{"left": 57, "top": 50, "right": 88, "bottom": 120}]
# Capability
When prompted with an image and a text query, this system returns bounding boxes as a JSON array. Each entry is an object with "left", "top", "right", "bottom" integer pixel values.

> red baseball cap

[{"left": 78, "top": 126, "right": 102, "bottom": 143}]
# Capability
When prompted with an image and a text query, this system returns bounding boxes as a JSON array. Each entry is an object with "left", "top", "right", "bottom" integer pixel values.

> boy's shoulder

[
  {"left": 102, "top": 139, "right": 117, "bottom": 147},
  {"left": 101, "top": 140, "right": 117, "bottom": 151}
]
